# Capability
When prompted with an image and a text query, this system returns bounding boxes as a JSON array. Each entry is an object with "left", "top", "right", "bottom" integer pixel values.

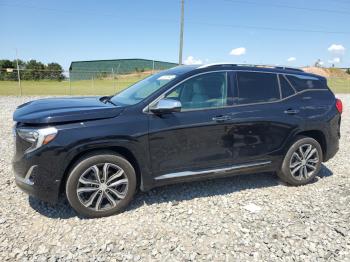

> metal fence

[
  {"left": 0, "top": 68, "right": 156, "bottom": 96},
  {"left": 0, "top": 68, "right": 350, "bottom": 96}
]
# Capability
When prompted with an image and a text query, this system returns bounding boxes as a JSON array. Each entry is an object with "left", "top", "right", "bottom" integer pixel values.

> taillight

[{"left": 336, "top": 98, "right": 343, "bottom": 114}]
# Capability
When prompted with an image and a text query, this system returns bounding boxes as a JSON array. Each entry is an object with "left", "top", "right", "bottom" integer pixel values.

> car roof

[
  {"left": 159, "top": 65, "right": 198, "bottom": 75},
  {"left": 171, "top": 63, "right": 324, "bottom": 79}
]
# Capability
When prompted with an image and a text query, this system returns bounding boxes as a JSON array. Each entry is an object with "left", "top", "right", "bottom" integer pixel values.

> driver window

[{"left": 165, "top": 72, "right": 228, "bottom": 111}]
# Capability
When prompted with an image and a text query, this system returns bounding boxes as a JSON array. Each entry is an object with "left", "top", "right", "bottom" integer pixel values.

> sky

[{"left": 0, "top": 0, "right": 349, "bottom": 70}]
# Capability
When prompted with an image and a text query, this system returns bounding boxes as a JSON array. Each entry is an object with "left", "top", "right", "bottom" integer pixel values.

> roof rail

[
  {"left": 273, "top": 66, "right": 303, "bottom": 72},
  {"left": 197, "top": 63, "right": 237, "bottom": 69},
  {"left": 198, "top": 63, "right": 304, "bottom": 72}
]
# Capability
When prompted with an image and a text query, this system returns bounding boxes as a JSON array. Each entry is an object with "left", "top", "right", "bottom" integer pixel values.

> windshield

[{"left": 110, "top": 72, "right": 178, "bottom": 105}]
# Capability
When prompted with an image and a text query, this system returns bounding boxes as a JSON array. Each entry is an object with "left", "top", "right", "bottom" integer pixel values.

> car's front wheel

[
  {"left": 66, "top": 152, "right": 137, "bottom": 218},
  {"left": 278, "top": 136, "right": 323, "bottom": 186}
]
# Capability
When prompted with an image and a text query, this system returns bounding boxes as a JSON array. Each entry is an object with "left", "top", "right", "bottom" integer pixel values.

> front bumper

[
  {"left": 15, "top": 166, "right": 37, "bottom": 198},
  {"left": 13, "top": 152, "right": 62, "bottom": 204}
]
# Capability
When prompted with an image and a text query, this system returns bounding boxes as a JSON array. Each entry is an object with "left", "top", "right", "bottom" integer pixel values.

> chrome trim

[
  {"left": 198, "top": 63, "right": 234, "bottom": 69},
  {"left": 197, "top": 63, "right": 303, "bottom": 72},
  {"left": 283, "top": 74, "right": 297, "bottom": 93},
  {"left": 15, "top": 165, "right": 37, "bottom": 186},
  {"left": 17, "top": 127, "right": 58, "bottom": 154},
  {"left": 277, "top": 74, "right": 282, "bottom": 100},
  {"left": 154, "top": 161, "right": 271, "bottom": 180},
  {"left": 150, "top": 98, "right": 182, "bottom": 113}
]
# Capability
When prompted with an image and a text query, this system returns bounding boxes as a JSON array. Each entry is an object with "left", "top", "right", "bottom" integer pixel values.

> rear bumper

[
  {"left": 323, "top": 114, "right": 341, "bottom": 162},
  {"left": 323, "top": 139, "right": 339, "bottom": 162}
]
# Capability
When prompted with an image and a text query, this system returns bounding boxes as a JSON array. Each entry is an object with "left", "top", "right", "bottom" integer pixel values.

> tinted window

[
  {"left": 165, "top": 72, "right": 228, "bottom": 110},
  {"left": 279, "top": 75, "right": 296, "bottom": 98},
  {"left": 285, "top": 74, "right": 327, "bottom": 92},
  {"left": 111, "top": 71, "right": 177, "bottom": 105},
  {"left": 236, "top": 72, "right": 280, "bottom": 104}
]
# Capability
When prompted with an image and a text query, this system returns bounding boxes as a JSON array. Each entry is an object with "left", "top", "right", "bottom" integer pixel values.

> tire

[
  {"left": 277, "top": 136, "right": 323, "bottom": 186},
  {"left": 66, "top": 152, "right": 137, "bottom": 218}
]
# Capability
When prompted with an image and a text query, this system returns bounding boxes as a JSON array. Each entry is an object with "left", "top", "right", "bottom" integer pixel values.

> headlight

[{"left": 17, "top": 127, "right": 58, "bottom": 153}]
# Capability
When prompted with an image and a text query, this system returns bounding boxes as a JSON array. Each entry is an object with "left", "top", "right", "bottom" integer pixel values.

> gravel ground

[{"left": 0, "top": 95, "right": 349, "bottom": 261}]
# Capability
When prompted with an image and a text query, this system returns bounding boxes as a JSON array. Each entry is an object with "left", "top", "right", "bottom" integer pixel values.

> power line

[
  {"left": 3, "top": 0, "right": 350, "bottom": 17},
  {"left": 0, "top": 3, "right": 176, "bottom": 24},
  {"left": 220, "top": 0, "right": 350, "bottom": 15},
  {"left": 1, "top": 2, "right": 350, "bottom": 35},
  {"left": 316, "top": 0, "right": 350, "bottom": 4},
  {"left": 188, "top": 20, "right": 350, "bottom": 34}
]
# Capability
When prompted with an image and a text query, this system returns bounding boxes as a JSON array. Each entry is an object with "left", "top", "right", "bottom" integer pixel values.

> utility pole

[
  {"left": 15, "top": 48, "right": 22, "bottom": 96},
  {"left": 178, "top": 0, "right": 185, "bottom": 65},
  {"left": 112, "top": 67, "right": 116, "bottom": 92},
  {"left": 69, "top": 74, "right": 71, "bottom": 95},
  {"left": 115, "top": 64, "right": 120, "bottom": 93}
]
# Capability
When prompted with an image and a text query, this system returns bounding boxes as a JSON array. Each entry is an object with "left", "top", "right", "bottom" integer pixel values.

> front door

[{"left": 148, "top": 71, "right": 236, "bottom": 177}]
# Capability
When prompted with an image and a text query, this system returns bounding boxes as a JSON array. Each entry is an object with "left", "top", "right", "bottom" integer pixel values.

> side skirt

[{"left": 154, "top": 160, "right": 272, "bottom": 181}]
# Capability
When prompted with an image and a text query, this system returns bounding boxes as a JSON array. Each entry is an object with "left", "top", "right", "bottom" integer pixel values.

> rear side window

[
  {"left": 236, "top": 72, "right": 280, "bottom": 104},
  {"left": 285, "top": 74, "right": 327, "bottom": 91},
  {"left": 279, "top": 75, "right": 296, "bottom": 98}
]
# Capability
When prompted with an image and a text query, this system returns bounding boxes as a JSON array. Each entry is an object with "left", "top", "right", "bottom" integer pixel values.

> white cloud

[
  {"left": 287, "top": 57, "right": 296, "bottom": 62},
  {"left": 328, "top": 57, "right": 341, "bottom": 64},
  {"left": 229, "top": 47, "right": 246, "bottom": 56},
  {"left": 184, "top": 56, "right": 202, "bottom": 65},
  {"left": 319, "top": 61, "right": 324, "bottom": 66},
  {"left": 328, "top": 44, "right": 346, "bottom": 55}
]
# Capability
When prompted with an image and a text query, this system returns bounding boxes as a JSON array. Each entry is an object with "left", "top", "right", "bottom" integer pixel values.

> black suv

[{"left": 13, "top": 64, "right": 342, "bottom": 218}]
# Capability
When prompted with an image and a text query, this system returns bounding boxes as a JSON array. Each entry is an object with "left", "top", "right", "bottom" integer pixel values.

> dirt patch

[{"left": 303, "top": 67, "right": 349, "bottom": 78}]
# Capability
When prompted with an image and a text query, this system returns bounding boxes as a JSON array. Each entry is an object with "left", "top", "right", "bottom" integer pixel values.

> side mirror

[{"left": 150, "top": 98, "right": 182, "bottom": 114}]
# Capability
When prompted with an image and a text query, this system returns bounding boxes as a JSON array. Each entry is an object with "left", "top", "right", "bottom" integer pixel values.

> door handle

[
  {"left": 212, "top": 115, "right": 232, "bottom": 122},
  {"left": 284, "top": 109, "right": 299, "bottom": 115}
]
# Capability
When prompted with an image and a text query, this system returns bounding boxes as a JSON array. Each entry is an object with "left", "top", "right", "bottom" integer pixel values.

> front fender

[{"left": 60, "top": 138, "right": 152, "bottom": 190}]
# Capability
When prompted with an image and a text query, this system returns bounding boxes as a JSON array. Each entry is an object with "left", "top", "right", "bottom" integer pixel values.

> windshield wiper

[{"left": 99, "top": 96, "right": 118, "bottom": 106}]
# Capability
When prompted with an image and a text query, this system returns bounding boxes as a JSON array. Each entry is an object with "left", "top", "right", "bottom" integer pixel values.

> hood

[{"left": 13, "top": 97, "right": 125, "bottom": 124}]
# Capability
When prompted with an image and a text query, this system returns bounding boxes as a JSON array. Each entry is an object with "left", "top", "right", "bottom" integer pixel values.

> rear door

[
  {"left": 226, "top": 71, "right": 299, "bottom": 164},
  {"left": 283, "top": 73, "right": 333, "bottom": 120}
]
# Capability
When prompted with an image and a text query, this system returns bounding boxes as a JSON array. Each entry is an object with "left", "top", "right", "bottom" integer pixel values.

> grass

[
  {"left": 327, "top": 78, "right": 350, "bottom": 94},
  {"left": 0, "top": 73, "right": 150, "bottom": 96},
  {"left": 0, "top": 75, "right": 349, "bottom": 96}
]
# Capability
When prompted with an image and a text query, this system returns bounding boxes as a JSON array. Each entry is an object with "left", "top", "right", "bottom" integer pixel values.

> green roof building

[{"left": 69, "top": 58, "right": 178, "bottom": 81}]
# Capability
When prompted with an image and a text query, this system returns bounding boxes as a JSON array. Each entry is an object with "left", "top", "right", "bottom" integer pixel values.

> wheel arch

[
  {"left": 295, "top": 130, "right": 327, "bottom": 158},
  {"left": 59, "top": 146, "right": 142, "bottom": 194}
]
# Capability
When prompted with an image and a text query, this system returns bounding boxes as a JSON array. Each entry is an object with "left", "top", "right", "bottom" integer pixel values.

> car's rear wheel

[
  {"left": 277, "top": 136, "right": 323, "bottom": 186},
  {"left": 66, "top": 152, "right": 136, "bottom": 218}
]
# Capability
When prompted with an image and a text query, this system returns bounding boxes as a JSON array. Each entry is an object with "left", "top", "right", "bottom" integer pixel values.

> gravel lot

[{"left": 0, "top": 95, "right": 349, "bottom": 261}]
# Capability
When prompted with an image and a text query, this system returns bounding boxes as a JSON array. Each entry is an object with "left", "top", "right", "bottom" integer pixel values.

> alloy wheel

[
  {"left": 289, "top": 144, "right": 319, "bottom": 181},
  {"left": 76, "top": 163, "right": 128, "bottom": 211}
]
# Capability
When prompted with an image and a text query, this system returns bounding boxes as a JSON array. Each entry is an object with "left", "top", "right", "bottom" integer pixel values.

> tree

[
  {"left": 346, "top": 68, "right": 350, "bottom": 75},
  {"left": 0, "top": 59, "right": 14, "bottom": 69},
  {"left": 0, "top": 59, "right": 65, "bottom": 81},
  {"left": 22, "top": 60, "right": 45, "bottom": 80},
  {"left": 46, "top": 63, "right": 65, "bottom": 81},
  {"left": 0, "top": 60, "right": 16, "bottom": 80}
]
